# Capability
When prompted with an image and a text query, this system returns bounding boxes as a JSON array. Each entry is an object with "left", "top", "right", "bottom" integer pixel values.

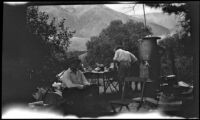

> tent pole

[{"left": 143, "top": 4, "right": 147, "bottom": 28}]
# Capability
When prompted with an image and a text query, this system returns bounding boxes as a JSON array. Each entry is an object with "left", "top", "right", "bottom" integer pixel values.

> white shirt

[
  {"left": 113, "top": 49, "right": 138, "bottom": 63},
  {"left": 59, "top": 68, "right": 90, "bottom": 88},
  {"left": 54, "top": 89, "right": 62, "bottom": 97}
]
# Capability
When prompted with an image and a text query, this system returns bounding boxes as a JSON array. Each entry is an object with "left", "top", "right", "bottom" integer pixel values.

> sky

[
  {"left": 5, "top": 2, "right": 162, "bottom": 16},
  {"left": 105, "top": 4, "right": 162, "bottom": 16}
]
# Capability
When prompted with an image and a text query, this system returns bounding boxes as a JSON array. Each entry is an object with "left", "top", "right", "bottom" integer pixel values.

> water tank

[
  {"left": 139, "top": 36, "right": 160, "bottom": 61},
  {"left": 139, "top": 36, "right": 161, "bottom": 98}
]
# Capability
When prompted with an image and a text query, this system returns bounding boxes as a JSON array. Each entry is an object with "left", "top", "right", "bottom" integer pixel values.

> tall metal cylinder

[
  {"left": 139, "top": 37, "right": 160, "bottom": 61},
  {"left": 139, "top": 36, "right": 161, "bottom": 98}
]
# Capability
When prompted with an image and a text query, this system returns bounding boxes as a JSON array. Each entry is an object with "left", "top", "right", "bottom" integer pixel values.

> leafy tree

[
  {"left": 27, "top": 6, "right": 75, "bottom": 56},
  {"left": 142, "top": 2, "right": 192, "bottom": 56},
  {"left": 26, "top": 6, "right": 75, "bottom": 86},
  {"left": 158, "top": 33, "right": 193, "bottom": 84},
  {"left": 86, "top": 19, "right": 152, "bottom": 67},
  {"left": 141, "top": 2, "right": 194, "bottom": 84}
]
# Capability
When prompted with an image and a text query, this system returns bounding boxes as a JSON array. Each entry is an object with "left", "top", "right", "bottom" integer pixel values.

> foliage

[
  {"left": 175, "top": 56, "right": 193, "bottom": 84},
  {"left": 158, "top": 33, "right": 193, "bottom": 83},
  {"left": 26, "top": 6, "right": 75, "bottom": 86},
  {"left": 143, "top": 2, "right": 194, "bottom": 83},
  {"left": 143, "top": 2, "right": 192, "bottom": 57},
  {"left": 27, "top": 6, "right": 75, "bottom": 56},
  {"left": 86, "top": 19, "right": 152, "bottom": 67}
]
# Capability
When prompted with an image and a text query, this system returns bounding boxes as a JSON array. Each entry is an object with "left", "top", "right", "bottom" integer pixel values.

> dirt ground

[
  {"left": 28, "top": 85, "right": 193, "bottom": 118},
  {"left": 56, "top": 86, "right": 160, "bottom": 117}
]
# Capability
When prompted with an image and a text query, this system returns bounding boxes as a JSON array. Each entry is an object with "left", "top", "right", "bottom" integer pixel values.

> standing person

[{"left": 113, "top": 46, "right": 138, "bottom": 97}]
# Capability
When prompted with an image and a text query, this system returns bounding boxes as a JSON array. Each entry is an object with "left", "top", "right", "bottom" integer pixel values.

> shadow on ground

[{"left": 57, "top": 91, "right": 144, "bottom": 118}]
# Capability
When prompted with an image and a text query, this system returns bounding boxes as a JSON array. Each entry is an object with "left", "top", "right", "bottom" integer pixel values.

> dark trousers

[
  {"left": 117, "top": 61, "right": 139, "bottom": 95},
  {"left": 62, "top": 85, "right": 99, "bottom": 114},
  {"left": 62, "top": 85, "right": 99, "bottom": 103}
]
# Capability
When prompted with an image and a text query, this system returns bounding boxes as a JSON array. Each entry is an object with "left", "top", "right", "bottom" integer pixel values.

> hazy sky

[
  {"left": 5, "top": 2, "right": 162, "bottom": 16},
  {"left": 105, "top": 4, "right": 162, "bottom": 16}
]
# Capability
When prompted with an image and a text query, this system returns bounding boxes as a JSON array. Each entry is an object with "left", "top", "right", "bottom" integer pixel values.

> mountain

[
  {"left": 38, "top": 5, "right": 171, "bottom": 51},
  {"left": 67, "top": 37, "right": 89, "bottom": 51},
  {"left": 38, "top": 6, "right": 78, "bottom": 32},
  {"left": 135, "top": 12, "right": 180, "bottom": 32}
]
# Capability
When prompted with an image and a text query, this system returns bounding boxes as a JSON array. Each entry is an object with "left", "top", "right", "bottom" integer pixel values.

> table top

[
  {"left": 83, "top": 70, "right": 110, "bottom": 74},
  {"left": 83, "top": 70, "right": 115, "bottom": 80}
]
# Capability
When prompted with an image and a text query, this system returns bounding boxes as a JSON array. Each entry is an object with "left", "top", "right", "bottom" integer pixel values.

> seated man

[{"left": 59, "top": 57, "right": 98, "bottom": 105}]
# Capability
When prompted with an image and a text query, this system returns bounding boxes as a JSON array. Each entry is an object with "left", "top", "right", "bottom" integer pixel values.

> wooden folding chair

[
  {"left": 103, "top": 71, "right": 119, "bottom": 94},
  {"left": 128, "top": 77, "right": 158, "bottom": 111},
  {"left": 109, "top": 76, "right": 149, "bottom": 113},
  {"left": 109, "top": 79, "right": 133, "bottom": 113}
]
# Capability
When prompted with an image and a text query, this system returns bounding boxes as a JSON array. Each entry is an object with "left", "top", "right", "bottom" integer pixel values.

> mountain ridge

[
  {"left": 38, "top": 5, "right": 171, "bottom": 51},
  {"left": 134, "top": 12, "right": 180, "bottom": 32}
]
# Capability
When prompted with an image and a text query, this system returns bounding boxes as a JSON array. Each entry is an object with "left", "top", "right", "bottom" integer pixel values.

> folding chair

[
  {"left": 109, "top": 79, "right": 133, "bottom": 113},
  {"left": 130, "top": 77, "right": 160, "bottom": 111},
  {"left": 103, "top": 71, "right": 119, "bottom": 94},
  {"left": 109, "top": 76, "right": 149, "bottom": 113}
]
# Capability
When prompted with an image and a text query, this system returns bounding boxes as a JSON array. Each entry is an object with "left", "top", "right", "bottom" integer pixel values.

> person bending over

[{"left": 113, "top": 46, "right": 139, "bottom": 96}]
